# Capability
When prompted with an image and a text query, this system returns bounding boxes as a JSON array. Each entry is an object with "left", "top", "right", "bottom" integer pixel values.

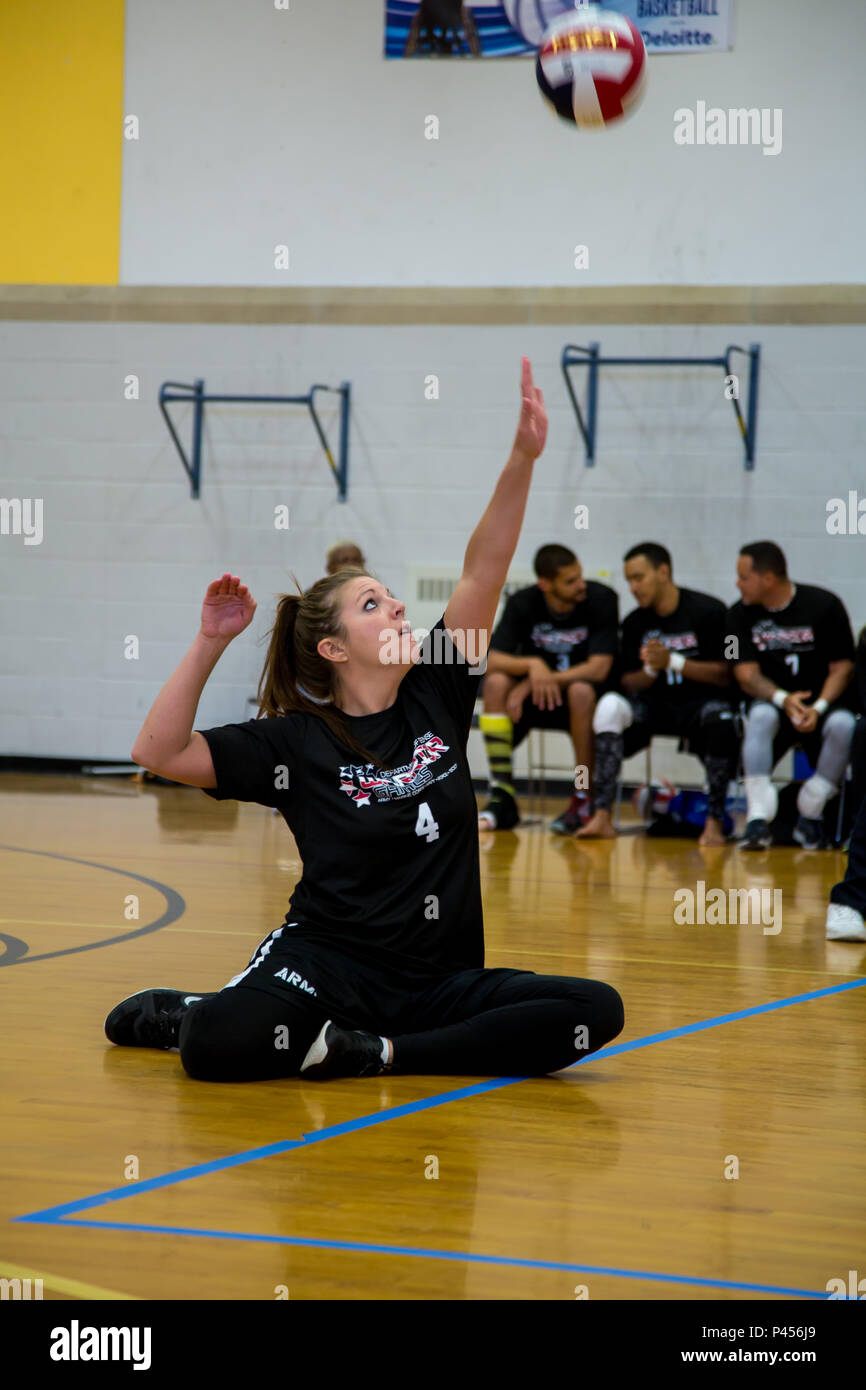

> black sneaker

[
  {"left": 741, "top": 818, "right": 771, "bottom": 851},
  {"left": 550, "top": 792, "right": 590, "bottom": 836},
  {"left": 300, "top": 1021, "right": 388, "bottom": 1079},
  {"left": 104, "top": 989, "right": 207, "bottom": 1050},
  {"left": 478, "top": 786, "right": 520, "bottom": 831},
  {"left": 793, "top": 814, "right": 824, "bottom": 849}
]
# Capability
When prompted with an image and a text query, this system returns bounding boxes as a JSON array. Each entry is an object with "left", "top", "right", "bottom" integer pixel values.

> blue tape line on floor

[{"left": 23, "top": 1217, "right": 828, "bottom": 1299}]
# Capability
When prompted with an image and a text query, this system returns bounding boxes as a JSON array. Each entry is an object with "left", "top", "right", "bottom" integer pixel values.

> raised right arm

[
  {"left": 130, "top": 574, "right": 257, "bottom": 789},
  {"left": 130, "top": 634, "right": 230, "bottom": 788}
]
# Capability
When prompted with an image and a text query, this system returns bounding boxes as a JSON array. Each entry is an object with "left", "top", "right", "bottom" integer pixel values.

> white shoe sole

[
  {"left": 300, "top": 1020, "right": 333, "bottom": 1072},
  {"left": 826, "top": 922, "right": 866, "bottom": 942},
  {"left": 825, "top": 906, "right": 866, "bottom": 942}
]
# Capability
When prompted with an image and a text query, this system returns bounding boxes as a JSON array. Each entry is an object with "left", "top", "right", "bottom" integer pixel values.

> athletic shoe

[
  {"left": 550, "top": 792, "right": 591, "bottom": 836},
  {"left": 741, "top": 818, "right": 771, "bottom": 851},
  {"left": 478, "top": 786, "right": 520, "bottom": 831},
  {"left": 300, "top": 1020, "right": 388, "bottom": 1079},
  {"left": 104, "top": 989, "right": 206, "bottom": 1050},
  {"left": 793, "top": 815, "right": 824, "bottom": 850},
  {"left": 825, "top": 903, "right": 866, "bottom": 942}
]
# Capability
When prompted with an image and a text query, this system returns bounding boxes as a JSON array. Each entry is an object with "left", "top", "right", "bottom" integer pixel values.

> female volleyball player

[{"left": 106, "top": 359, "right": 624, "bottom": 1081}]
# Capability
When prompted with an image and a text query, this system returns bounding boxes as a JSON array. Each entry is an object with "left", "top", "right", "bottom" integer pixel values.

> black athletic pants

[
  {"left": 179, "top": 962, "right": 624, "bottom": 1084},
  {"left": 508, "top": 679, "right": 609, "bottom": 751},
  {"left": 830, "top": 722, "right": 866, "bottom": 917},
  {"left": 593, "top": 696, "right": 739, "bottom": 819}
]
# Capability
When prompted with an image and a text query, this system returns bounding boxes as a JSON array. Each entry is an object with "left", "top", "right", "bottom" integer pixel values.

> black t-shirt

[
  {"left": 489, "top": 581, "right": 618, "bottom": 674},
  {"left": 728, "top": 583, "right": 856, "bottom": 704},
  {"left": 621, "top": 587, "right": 729, "bottom": 709},
  {"left": 196, "top": 616, "right": 485, "bottom": 972},
  {"left": 856, "top": 625, "right": 866, "bottom": 715}
]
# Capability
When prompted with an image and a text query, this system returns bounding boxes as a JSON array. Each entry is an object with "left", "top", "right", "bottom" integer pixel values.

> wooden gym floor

[{"left": 1, "top": 770, "right": 864, "bottom": 1301}]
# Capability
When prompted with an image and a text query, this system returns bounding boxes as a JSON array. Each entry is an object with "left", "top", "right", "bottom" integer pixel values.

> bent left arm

[
  {"left": 676, "top": 659, "right": 731, "bottom": 687},
  {"left": 444, "top": 358, "right": 547, "bottom": 663},
  {"left": 553, "top": 653, "right": 614, "bottom": 688},
  {"left": 818, "top": 659, "right": 854, "bottom": 705},
  {"left": 643, "top": 640, "right": 730, "bottom": 688}
]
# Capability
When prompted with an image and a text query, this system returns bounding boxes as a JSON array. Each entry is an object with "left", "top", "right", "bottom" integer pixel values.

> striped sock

[{"left": 479, "top": 713, "right": 516, "bottom": 800}]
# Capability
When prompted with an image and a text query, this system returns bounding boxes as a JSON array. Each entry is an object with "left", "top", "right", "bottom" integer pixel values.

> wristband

[
  {"left": 813, "top": 697, "right": 829, "bottom": 716},
  {"left": 772, "top": 688, "right": 789, "bottom": 710},
  {"left": 668, "top": 651, "right": 686, "bottom": 674},
  {"left": 643, "top": 663, "right": 658, "bottom": 678}
]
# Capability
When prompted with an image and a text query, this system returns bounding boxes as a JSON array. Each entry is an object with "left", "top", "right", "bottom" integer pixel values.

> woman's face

[{"left": 321, "top": 574, "right": 420, "bottom": 675}]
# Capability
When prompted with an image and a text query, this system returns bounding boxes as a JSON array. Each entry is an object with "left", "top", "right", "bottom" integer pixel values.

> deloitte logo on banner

[
  {"left": 386, "top": 3, "right": 734, "bottom": 60},
  {"left": 501, "top": 2, "right": 733, "bottom": 55},
  {"left": 615, "top": 0, "right": 734, "bottom": 52}
]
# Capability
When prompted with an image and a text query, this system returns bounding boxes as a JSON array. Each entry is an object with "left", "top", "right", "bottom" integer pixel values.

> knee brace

[
  {"left": 593, "top": 692, "right": 634, "bottom": 736},
  {"left": 797, "top": 773, "right": 836, "bottom": 820},
  {"left": 809, "top": 708, "right": 857, "bottom": 808},
  {"left": 746, "top": 700, "right": 780, "bottom": 738},
  {"left": 821, "top": 708, "right": 856, "bottom": 759},
  {"left": 743, "top": 701, "right": 780, "bottom": 778},
  {"left": 699, "top": 701, "right": 739, "bottom": 759}
]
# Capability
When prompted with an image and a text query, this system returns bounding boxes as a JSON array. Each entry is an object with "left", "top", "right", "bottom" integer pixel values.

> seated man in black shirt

[
  {"left": 577, "top": 543, "right": 738, "bottom": 847},
  {"left": 729, "top": 541, "right": 856, "bottom": 851},
  {"left": 477, "top": 543, "right": 618, "bottom": 834},
  {"left": 845, "top": 624, "right": 866, "bottom": 825},
  {"left": 827, "top": 626, "right": 866, "bottom": 940}
]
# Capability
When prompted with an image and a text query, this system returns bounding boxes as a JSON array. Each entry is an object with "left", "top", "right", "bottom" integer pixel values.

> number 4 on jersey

[{"left": 415, "top": 801, "right": 440, "bottom": 843}]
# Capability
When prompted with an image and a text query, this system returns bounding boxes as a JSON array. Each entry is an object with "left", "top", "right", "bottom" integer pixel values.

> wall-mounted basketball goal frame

[
  {"left": 561, "top": 342, "right": 760, "bottom": 470},
  {"left": 158, "top": 379, "right": 351, "bottom": 500}
]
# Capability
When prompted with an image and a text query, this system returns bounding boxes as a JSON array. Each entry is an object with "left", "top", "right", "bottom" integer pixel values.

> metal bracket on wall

[
  {"left": 561, "top": 342, "right": 760, "bottom": 470},
  {"left": 158, "top": 379, "right": 351, "bottom": 499}
]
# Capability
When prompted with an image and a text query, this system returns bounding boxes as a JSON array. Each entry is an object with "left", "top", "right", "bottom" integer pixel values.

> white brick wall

[
  {"left": 119, "top": 0, "right": 866, "bottom": 286},
  {"left": 1, "top": 320, "right": 863, "bottom": 762}
]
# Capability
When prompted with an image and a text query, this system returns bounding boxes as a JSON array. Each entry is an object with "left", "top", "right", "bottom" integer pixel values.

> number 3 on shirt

[{"left": 415, "top": 801, "right": 440, "bottom": 843}]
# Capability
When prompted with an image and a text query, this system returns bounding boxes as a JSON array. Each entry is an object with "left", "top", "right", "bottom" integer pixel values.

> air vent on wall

[{"left": 406, "top": 566, "right": 537, "bottom": 634}]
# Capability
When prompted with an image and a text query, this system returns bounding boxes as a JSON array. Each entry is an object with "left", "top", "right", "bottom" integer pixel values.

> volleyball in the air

[{"left": 535, "top": 6, "right": 647, "bottom": 128}]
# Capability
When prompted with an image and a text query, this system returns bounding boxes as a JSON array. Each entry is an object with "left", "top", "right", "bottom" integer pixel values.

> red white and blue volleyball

[{"left": 535, "top": 6, "right": 647, "bottom": 128}]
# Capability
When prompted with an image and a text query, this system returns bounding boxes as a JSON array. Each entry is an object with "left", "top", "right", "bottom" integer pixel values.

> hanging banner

[
  {"left": 385, "top": 2, "right": 734, "bottom": 58},
  {"left": 615, "top": 1, "right": 733, "bottom": 53}
]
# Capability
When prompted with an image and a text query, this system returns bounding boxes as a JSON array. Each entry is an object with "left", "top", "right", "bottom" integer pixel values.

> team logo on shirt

[
  {"left": 644, "top": 628, "right": 700, "bottom": 654},
  {"left": 339, "top": 731, "right": 452, "bottom": 807},
  {"left": 530, "top": 623, "right": 590, "bottom": 672},
  {"left": 530, "top": 623, "right": 588, "bottom": 656},
  {"left": 751, "top": 620, "right": 815, "bottom": 652}
]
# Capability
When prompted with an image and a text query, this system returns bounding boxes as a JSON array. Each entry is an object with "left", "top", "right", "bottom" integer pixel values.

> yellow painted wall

[{"left": 0, "top": 0, "right": 124, "bottom": 284}]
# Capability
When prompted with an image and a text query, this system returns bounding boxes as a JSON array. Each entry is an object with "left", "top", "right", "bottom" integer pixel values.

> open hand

[
  {"left": 201, "top": 574, "right": 257, "bottom": 641},
  {"left": 512, "top": 357, "right": 548, "bottom": 461},
  {"left": 528, "top": 658, "right": 562, "bottom": 710}
]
